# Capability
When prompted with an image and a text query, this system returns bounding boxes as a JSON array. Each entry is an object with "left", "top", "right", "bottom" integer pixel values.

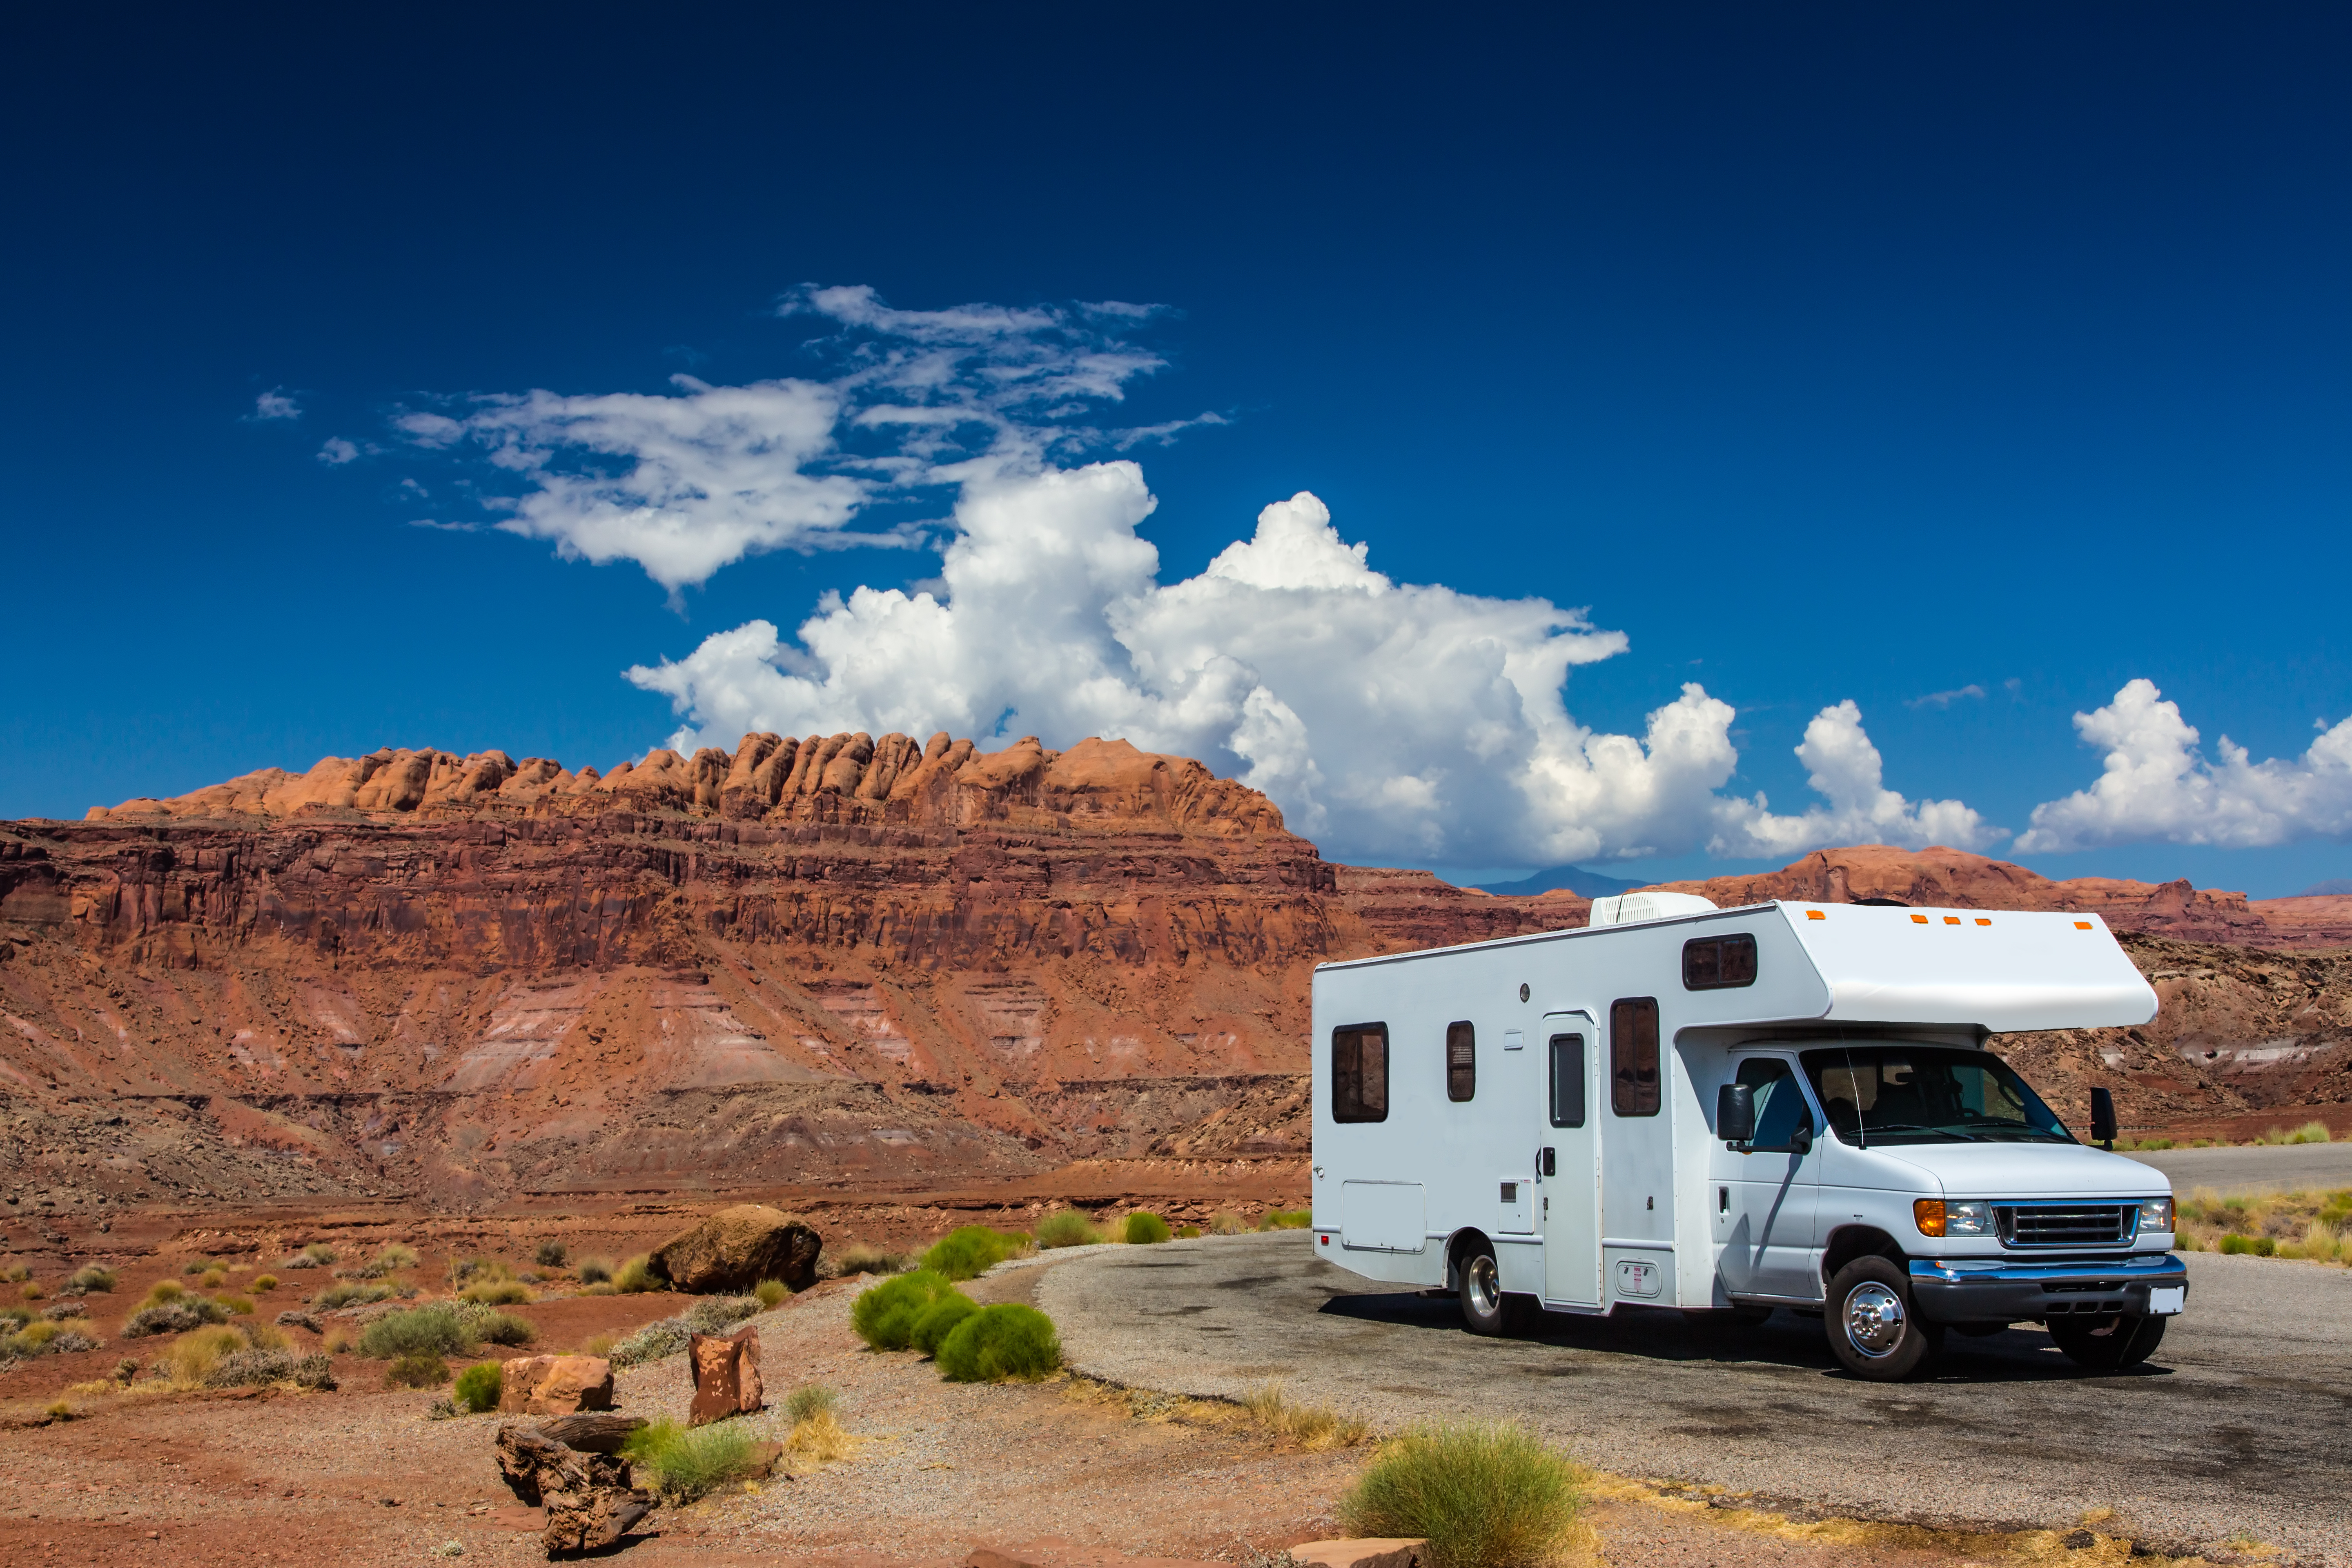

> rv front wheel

[
  {"left": 1459, "top": 1248, "right": 1508, "bottom": 1336},
  {"left": 1825, "top": 1256, "right": 1941, "bottom": 1380}
]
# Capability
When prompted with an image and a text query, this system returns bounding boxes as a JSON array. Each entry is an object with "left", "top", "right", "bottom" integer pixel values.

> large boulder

[
  {"left": 688, "top": 1325, "right": 764, "bottom": 1426},
  {"left": 650, "top": 1205, "right": 822, "bottom": 1293},
  {"left": 498, "top": 1354, "right": 615, "bottom": 1416}
]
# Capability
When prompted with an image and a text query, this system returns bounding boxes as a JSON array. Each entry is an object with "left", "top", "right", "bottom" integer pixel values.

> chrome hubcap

[
  {"left": 1468, "top": 1256, "right": 1502, "bottom": 1318},
  {"left": 1844, "top": 1282, "right": 1907, "bottom": 1357}
]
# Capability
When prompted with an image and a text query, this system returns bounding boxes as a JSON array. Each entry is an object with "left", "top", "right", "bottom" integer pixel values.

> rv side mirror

[
  {"left": 2090, "top": 1087, "right": 2118, "bottom": 1151},
  {"left": 1717, "top": 1082, "right": 1755, "bottom": 1146},
  {"left": 1789, "top": 1120, "right": 1813, "bottom": 1155}
]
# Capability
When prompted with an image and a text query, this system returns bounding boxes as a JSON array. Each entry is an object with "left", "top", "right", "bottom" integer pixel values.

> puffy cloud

[
  {"left": 316, "top": 437, "right": 361, "bottom": 466},
  {"left": 628, "top": 474, "right": 1989, "bottom": 866},
  {"left": 249, "top": 388, "right": 302, "bottom": 421},
  {"left": 2016, "top": 680, "right": 2352, "bottom": 851}
]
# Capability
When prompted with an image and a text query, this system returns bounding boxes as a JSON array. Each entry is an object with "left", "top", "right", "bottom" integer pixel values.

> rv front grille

[{"left": 1994, "top": 1203, "right": 2134, "bottom": 1247}]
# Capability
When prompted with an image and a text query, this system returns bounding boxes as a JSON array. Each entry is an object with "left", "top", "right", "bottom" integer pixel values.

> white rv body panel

[{"left": 1309, "top": 901, "right": 2176, "bottom": 1327}]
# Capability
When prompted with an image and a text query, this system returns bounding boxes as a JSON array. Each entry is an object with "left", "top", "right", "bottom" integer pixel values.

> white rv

[{"left": 1308, "top": 895, "right": 2185, "bottom": 1381}]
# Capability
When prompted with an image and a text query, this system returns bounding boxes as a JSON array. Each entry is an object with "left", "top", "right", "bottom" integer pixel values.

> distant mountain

[
  {"left": 2298, "top": 879, "right": 2352, "bottom": 897},
  {"left": 1473, "top": 864, "right": 1644, "bottom": 898}
]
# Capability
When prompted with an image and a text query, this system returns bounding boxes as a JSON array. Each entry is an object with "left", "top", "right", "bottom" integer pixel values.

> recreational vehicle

[{"left": 1308, "top": 894, "right": 2185, "bottom": 1381}]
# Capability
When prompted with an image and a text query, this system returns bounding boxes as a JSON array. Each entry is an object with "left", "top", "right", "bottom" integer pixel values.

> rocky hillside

[{"left": 0, "top": 732, "right": 1569, "bottom": 1213}]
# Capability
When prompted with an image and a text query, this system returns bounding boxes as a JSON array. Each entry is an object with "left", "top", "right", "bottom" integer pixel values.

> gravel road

[
  {"left": 2125, "top": 1142, "right": 2352, "bottom": 1194},
  {"left": 1040, "top": 1233, "right": 2352, "bottom": 1565}
]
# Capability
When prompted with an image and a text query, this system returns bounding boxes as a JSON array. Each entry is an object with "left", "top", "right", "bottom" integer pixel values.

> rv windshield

[{"left": 1798, "top": 1045, "right": 2074, "bottom": 1146}]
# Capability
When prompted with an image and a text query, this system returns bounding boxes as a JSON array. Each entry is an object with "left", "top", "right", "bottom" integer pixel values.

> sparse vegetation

[
  {"left": 2254, "top": 1121, "right": 2333, "bottom": 1146},
  {"left": 386, "top": 1352, "right": 450, "bottom": 1389},
  {"left": 219, "top": 1294, "right": 255, "bottom": 1315},
  {"left": 0, "top": 1264, "right": 29, "bottom": 1283},
  {"left": 609, "top": 1318, "right": 692, "bottom": 1367},
  {"left": 935, "top": 1303, "right": 1060, "bottom": 1382},
  {"left": 922, "top": 1225, "right": 1031, "bottom": 1281},
  {"left": 252, "top": 1273, "right": 279, "bottom": 1292},
  {"left": 166, "top": 1324, "right": 251, "bottom": 1384},
  {"left": 755, "top": 1280, "right": 788, "bottom": 1309},
  {"left": 458, "top": 1280, "right": 534, "bottom": 1306},
  {"left": 614, "top": 1254, "right": 662, "bottom": 1293},
  {"left": 1208, "top": 1212, "right": 1250, "bottom": 1235},
  {"left": 1176, "top": 1225, "right": 1202, "bottom": 1238},
  {"left": 122, "top": 1284, "right": 231, "bottom": 1337},
  {"left": 1338, "top": 1421, "right": 1587, "bottom": 1568},
  {"left": 909, "top": 1292, "right": 980, "bottom": 1356},
  {"left": 359, "top": 1305, "right": 473, "bottom": 1359},
  {"left": 2176, "top": 1186, "right": 2352, "bottom": 1264},
  {"left": 687, "top": 1296, "right": 761, "bottom": 1333},
  {"left": 185, "top": 1256, "right": 223, "bottom": 1276},
  {"left": 1243, "top": 1381, "right": 1370, "bottom": 1449},
  {"left": 850, "top": 1270, "right": 958, "bottom": 1351},
  {"left": 64, "top": 1265, "right": 118, "bottom": 1294},
  {"left": 826, "top": 1241, "right": 910, "bottom": 1276},
  {"left": 22, "top": 1281, "right": 43, "bottom": 1301},
  {"left": 373, "top": 1243, "right": 422, "bottom": 1272},
  {"left": 785, "top": 1382, "right": 840, "bottom": 1423},
  {"left": 323, "top": 1326, "right": 356, "bottom": 1354},
  {"left": 582, "top": 1332, "right": 617, "bottom": 1358},
  {"left": 577, "top": 1257, "right": 614, "bottom": 1285},
  {"left": 621, "top": 1417, "right": 762, "bottom": 1503},
  {"left": 1033, "top": 1210, "right": 1103, "bottom": 1249},
  {"left": 1123, "top": 1212, "right": 1173, "bottom": 1245},
  {"left": 285, "top": 1243, "right": 337, "bottom": 1269},
  {"left": 317, "top": 1281, "right": 394, "bottom": 1309},
  {"left": 1258, "top": 1209, "right": 1312, "bottom": 1231},
  {"left": 452, "top": 1361, "right": 503, "bottom": 1412},
  {"left": 788, "top": 1408, "right": 856, "bottom": 1463},
  {"left": 535, "top": 1241, "right": 568, "bottom": 1268},
  {"left": 207, "top": 1347, "right": 333, "bottom": 1390}
]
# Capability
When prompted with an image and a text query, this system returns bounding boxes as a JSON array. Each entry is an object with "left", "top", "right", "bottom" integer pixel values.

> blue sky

[{"left": 3, "top": 6, "right": 2347, "bottom": 895}]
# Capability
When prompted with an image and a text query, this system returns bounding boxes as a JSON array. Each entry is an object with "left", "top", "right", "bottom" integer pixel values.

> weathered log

[
  {"left": 535, "top": 1412, "right": 646, "bottom": 1454},
  {"left": 542, "top": 1483, "right": 656, "bottom": 1555}
]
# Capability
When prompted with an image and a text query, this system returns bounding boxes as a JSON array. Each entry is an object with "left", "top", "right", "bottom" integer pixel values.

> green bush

[
  {"left": 1123, "top": 1212, "right": 1172, "bottom": 1245},
  {"left": 185, "top": 1256, "right": 222, "bottom": 1276},
  {"left": 459, "top": 1280, "right": 533, "bottom": 1306},
  {"left": 534, "top": 1241, "right": 568, "bottom": 1268},
  {"left": 850, "top": 1270, "right": 956, "bottom": 1351},
  {"left": 385, "top": 1352, "right": 450, "bottom": 1390},
  {"left": 452, "top": 1360, "right": 503, "bottom": 1412},
  {"left": 123, "top": 1296, "right": 231, "bottom": 1338},
  {"left": 317, "top": 1282, "right": 394, "bottom": 1309},
  {"left": 920, "top": 1226, "right": 1024, "bottom": 1282},
  {"left": 1259, "top": 1209, "right": 1312, "bottom": 1230},
  {"left": 621, "top": 1417, "right": 761, "bottom": 1503},
  {"left": 614, "top": 1255, "right": 662, "bottom": 1294},
  {"left": 687, "top": 1296, "right": 761, "bottom": 1334},
  {"left": 65, "top": 1265, "right": 118, "bottom": 1294},
  {"left": 1176, "top": 1225, "right": 1202, "bottom": 1238},
  {"left": 2219, "top": 1233, "right": 2277, "bottom": 1256},
  {"left": 1033, "top": 1211, "right": 1100, "bottom": 1249},
  {"left": 1339, "top": 1421, "right": 1586, "bottom": 1568},
  {"left": 755, "top": 1280, "right": 788, "bottom": 1309},
  {"left": 909, "top": 1292, "right": 980, "bottom": 1356},
  {"left": 464, "top": 1308, "right": 537, "bottom": 1348},
  {"left": 577, "top": 1257, "right": 613, "bottom": 1284},
  {"left": 609, "top": 1317, "right": 691, "bottom": 1367},
  {"left": 785, "top": 1383, "right": 840, "bottom": 1423},
  {"left": 358, "top": 1305, "right": 472, "bottom": 1360},
  {"left": 936, "top": 1303, "right": 1061, "bottom": 1383}
]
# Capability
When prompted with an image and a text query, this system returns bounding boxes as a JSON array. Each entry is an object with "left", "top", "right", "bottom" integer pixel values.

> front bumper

[{"left": 1908, "top": 1252, "right": 2187, "bottom": 1325}]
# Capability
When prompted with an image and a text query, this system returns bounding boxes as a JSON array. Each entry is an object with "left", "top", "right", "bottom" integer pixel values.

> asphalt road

[
  {"left": 1038, "top": 1233, "right": 2352, "bottom": 1564},
  {"left": 2125, "top": 1142, "right": 2352, "bottom": 1194}
]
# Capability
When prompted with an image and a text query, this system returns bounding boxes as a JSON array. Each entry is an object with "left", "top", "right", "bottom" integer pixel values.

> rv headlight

[
  {"left": 2138, "top": 1196, "right": 2174, "bottom": 1234},
  {"left": 1917, "top": 1199, "right": 1993, "bottom": 1238}
]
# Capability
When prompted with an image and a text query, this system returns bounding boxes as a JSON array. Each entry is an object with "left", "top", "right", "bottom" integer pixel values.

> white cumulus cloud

[
  {"left": 249, "top": 388, "right": 302, "bottom": 421},
  {"left": 2016, "top": 679, "right": 2352, "bottom": 851},
  {"left": 1709, "top": 700, "right": 1999, "bottom": 858}
]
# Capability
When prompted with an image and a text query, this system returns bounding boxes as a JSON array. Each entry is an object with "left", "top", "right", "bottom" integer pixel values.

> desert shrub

[
  {"left": 386, "top": 1352, "right": 450, "bottom": 1389},
  {"left": 909, "top": 1292, "right": 980, "bottom": 1356},
  {"left": 1207, "top": 1212, "right": 1249, "bottom": 1236},
  {"left": 609, "top": 1317, "right": 693, "bottom": 1367},
  {"left": 1034, "top": 1211, "right": 1101, "bottom": 1250},
  {"left": 614, "top": 1255, "right": 662, "bottom": 1294},
  {"left": 241, "top": 1321, "right": 291, "bottom": 1352},
  {"left": 921, "top": 1225, "right": 1028, "bottom": 1281},
  {"left": 579, "top": 1282, "right": 618, "bottom": 1297},
  {"left": 359, "top": 1305, "right": 472, "bottom": 1359},
  {"left": 687, "top": 1296, "right": 761, "bottom": 1334},
  {"left": 755, "top": 1280, "right": 788, "bottom": 1309},
  {"left": 317, "top": 1282, "right": 393, "bottom": 1310},
  {"left": 622, "top": 1417, "right": 760, "bottom": 1503},
  {"left": 1338, "top": 1421, "right": 1586, "bottom": 1568},
  {"left": 21, "top": 1281, "right": 43, "bottom": 1301},
  {"left": 1243, "top": 1381, "right": 1370, "bottom": 1449},
  {"left": 851, "top": 1270, "right": 957, "bottom": 1351},
  {"left": 534, "top": 1241, "right": 568, "bottom": 1267},
  {"left": 1258, "top": 1209, "right": 1312, "bottom": 1231},
  {"left": 44, "top": 1301, "right": 85, "bottom": 1321},
  {"left": 583, "top": 1331, "right": 617, "bottom": 1357},
  {"left": 827, "top": 1241, "right": 909, "bottom": 1277},
  {"left": 285, "top": 1243, "right": 336, "bottom": 1269},
  {"left": 788, "top": 1409, "right": 855, "bottom": 1461},
  {"left": 185, "top": 1256, "right": 222, "bottom": 1276},
  {"left": 577, "top": 1257, "right": 614, "bottom": 1284},
  {"left": 1123, "top": 1212, "right": 1173, "bottom": 1246},
  {"left": 65, "top": 1265, "right": 118, "bottom": 1294},
  {"left": 374, "top": 1243, "right": 421, "bottom": 1272},
  {"left": 459, "top": 1280, "right": 534, "bottom": 1307},
  {"left": 0, "top": 1263, "right": 27, "bottom": 1283},
  {"left": 1176, "top": 1225, "right": 1202, "bottom": 1238},
  {"left": 123, "top": 1296, "right": 230, "bottom": 1338},
  {"left": 167, "top": 1324, "right": 249, "bottom": 1384},
  {"left": 0, "top": 1307, "right": 27, "bottom": 1331},
  {"left": 114, "top": 1356, "right": 140, "bottom": 1382},
  {"left": 143, "top": 1279, "right": 187, "bottom": 1305},
  {"left": 219, "top": 1294, "right": 256, "bottom": 1316},
  {"left": 456, "top": 1304, "right": 537, "bottom": 1347},
  {"left": 936, "top": 1303, "right": 1060, "bottom": 1383},
  {"left": 205, "top": 1348, "right": 330, "bottom": 1389},
  {"left": 2220, "top": 1233, "right": 2277, "bottom": 1256},
  {"left": 452, "top": 1360, "right": 503, "bottom": 1412},
  {"left": 197, "top": 1269, "right": 227, "bottom": 1289},
  {"left": 2254, "top": 1121, "right": 2333, "bottom": 1146},
  {"left": 785, "top": 1382, "right": 840, "bottom": 1423},
  {"left": 322, "top": 1325, "right": 355, "bottom": 1354},
  {"left": 252, "top": 1274, "right": 279, "bottom": 1292}
]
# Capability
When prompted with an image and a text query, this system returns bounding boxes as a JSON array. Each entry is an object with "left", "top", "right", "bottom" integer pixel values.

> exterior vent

[{"left": 1995, "top": 1203, "right": 2134, "bottom": 1247}]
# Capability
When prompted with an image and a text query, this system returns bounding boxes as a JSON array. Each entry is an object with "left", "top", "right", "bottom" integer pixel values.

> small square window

[{"left": 1682, "top": 933, "right": 1758, "bottom": 990}]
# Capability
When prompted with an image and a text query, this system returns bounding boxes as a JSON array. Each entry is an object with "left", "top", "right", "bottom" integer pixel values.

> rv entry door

[
  {"left": 1710, "top": 1053, "right": 1824, "bottom": 1301},
  {"left": 1539, "top": 1012, "right": 1602, "bottom": 1307}
]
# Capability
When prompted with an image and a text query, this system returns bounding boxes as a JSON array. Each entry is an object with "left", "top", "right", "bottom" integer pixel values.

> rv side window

[
  {"left": 1446, "top": 1021, "right": 1474, "bottom": 1102},
  {"left": 1683, "top": 933, "right": 1758, "bottom": 990},
  {"left": 1332, "top": 1023, "right": 1389, "bottom": 1122},
  {"left": 1609, "top": 998, "right": 1660, "bottom": 1116},
  {"left": 1548, "top": 1033, "right": 1586, "bottom": 1127}
]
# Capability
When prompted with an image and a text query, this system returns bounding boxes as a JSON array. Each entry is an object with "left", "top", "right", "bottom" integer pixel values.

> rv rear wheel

[
  {"left": 2049, "top": 1312, "right": 2165, "bottom": 1372},
  {"left": 1824, "top": 1256, "right": 1942, "bottom": 1380},
  {"left": 1459, "top": 1247, "right": 1508, "bottom": 1336}
]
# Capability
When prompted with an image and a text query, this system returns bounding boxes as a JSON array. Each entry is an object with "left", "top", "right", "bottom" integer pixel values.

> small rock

[
  {"left": 497, "top": 1355, "right": 615, "bottom": 1416},
  {"left": 1286, "top": 1541, "right": 1427, "bottom": 1568}
]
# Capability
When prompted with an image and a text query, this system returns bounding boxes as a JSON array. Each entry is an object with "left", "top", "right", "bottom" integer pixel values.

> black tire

[
  {"left": 1824, "top": 1256, "right": 1943, "bottom": 1380},
  {"left": 2049, "top": 1313, "right": 2165, "bottom": 1372},
  {"left": 1459, "top": 1247, "right": 1508, "bottom": 1336}
]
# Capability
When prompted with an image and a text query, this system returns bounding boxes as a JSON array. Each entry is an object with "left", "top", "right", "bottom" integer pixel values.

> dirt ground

[{"left": 1, "top": 1223, "right": 2256, "bottom": 1568}]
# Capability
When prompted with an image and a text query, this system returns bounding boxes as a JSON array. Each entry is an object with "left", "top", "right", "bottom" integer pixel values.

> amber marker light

[
  {"left": 1944, "top": 915, "right": 1961, "bottom": 925},
  {"left": 1806, "top": 909, "right": 1826, "bottom": 920},
  {"left": 2075, "top": 921, "right": 2094, "bottom": 930},
  {"left": 1911, "top": 914, "right": 1929, "bottom": 924},
  {"left": 1975, "top": 918, "right": 1991, "bottom": 926},
  {"left": 1914, "top": 1199, "right": 1948, "bottom": 1236}
]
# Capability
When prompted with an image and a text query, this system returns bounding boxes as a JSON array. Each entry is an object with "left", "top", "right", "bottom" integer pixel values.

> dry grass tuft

[
  {"left": 1242, "top": 1381, "right": 1370, "bottom": 1450},
  {"left": 786, "top": 1409, "right": 858, "bottom": 1464}
]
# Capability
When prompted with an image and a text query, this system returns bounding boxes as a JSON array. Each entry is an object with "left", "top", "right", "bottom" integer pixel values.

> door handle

[{"left": 1541, "top": 1147, "right": 1557, "bottom": 1177}]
